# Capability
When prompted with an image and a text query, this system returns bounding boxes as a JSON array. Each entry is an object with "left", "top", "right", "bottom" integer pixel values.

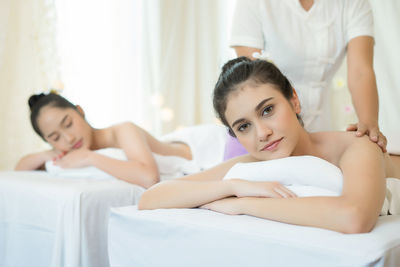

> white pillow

[{"left": 223, "top": 156, "right": 343, "bottom": 195}]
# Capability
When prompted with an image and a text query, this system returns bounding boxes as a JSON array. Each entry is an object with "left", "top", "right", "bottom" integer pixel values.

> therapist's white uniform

[{"left": 230, "top": 0, "right": 374, "bottom": 131}]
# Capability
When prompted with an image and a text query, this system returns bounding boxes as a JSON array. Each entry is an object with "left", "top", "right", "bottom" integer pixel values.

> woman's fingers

[{"left": 274, "top": 186, "right": 297, "bottom": 198}]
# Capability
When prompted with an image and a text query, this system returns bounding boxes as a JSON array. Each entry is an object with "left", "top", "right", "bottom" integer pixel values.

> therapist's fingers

[
  {"left": 356, "top": 124, "right": 368, "bottom": 137},
  {"left": 274, "top": 186, "right": 297, "bottom": 198},
  {"left": 376, "top": 132, "right": 387, "bottom": 153},
  {"left": 346, "top": 123, "right": 358, "bottom": 132},
  {"left": 368, "top": 128, "right": 380, "bottom": 142}
]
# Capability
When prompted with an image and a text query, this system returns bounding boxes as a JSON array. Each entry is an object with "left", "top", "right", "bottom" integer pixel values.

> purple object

[{"left": 224, "top": 134, "right": 248, "bottom": 160}]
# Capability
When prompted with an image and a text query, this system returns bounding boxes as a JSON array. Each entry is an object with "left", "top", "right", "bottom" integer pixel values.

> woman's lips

[
  {"left": 261, "top": 138, "right": 283, "bottom": 151},
  {"left": 73, "top": 139, "right": 83, "bottom": 149}
]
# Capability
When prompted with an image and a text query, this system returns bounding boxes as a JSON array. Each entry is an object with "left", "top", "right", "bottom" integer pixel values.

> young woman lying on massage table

[
  {"left": 15, "top": 92, "right": 192, "bottom": 188},
  {"left": 139, "top": 57, "right": 400, "bottom": 233}
]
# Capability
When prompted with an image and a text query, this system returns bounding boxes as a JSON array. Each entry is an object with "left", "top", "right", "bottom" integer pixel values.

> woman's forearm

[
  {"left": 138, "top": 179, "right": 236, "bottom": 210},
  {"left": 89, "top": 153, "right": 159, "bottom": 188},
  {"left": 234, "top": 196, "right": 376, "bottom": 234},
  {"left": 15, "top": 151, "right": 53, "bottom": 170}
]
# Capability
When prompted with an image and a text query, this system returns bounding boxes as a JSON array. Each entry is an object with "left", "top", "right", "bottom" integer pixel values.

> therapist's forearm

[{"left": 348, "top": 68, "right": 379, "bottom": 126}]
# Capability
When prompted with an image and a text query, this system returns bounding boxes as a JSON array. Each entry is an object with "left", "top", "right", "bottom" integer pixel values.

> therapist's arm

[
  {"left": 233, "top": 46, "right": 262, "bottom": 60},
  {"left": 346, "top": 36, "right": 386, "bottom": 152}
]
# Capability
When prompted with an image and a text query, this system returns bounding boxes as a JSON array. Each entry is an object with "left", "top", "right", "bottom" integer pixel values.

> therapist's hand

[{"left": 346, "top": 122, "right": 387, "bottom": 152}]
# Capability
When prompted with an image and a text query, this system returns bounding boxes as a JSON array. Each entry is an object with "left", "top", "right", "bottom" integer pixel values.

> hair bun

[
  {"left": 28, "top": 93, "right": 46, "bottom": 110},
  {"left": 221, "top": 56, "right": 251, "bottom": 73}
]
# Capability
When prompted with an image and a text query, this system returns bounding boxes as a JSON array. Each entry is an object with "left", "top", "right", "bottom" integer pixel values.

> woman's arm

[
  {"left": 138, "top": 154, "right": 295, "bottom": 210},
  {"left": 138, "top": 156, "right": 250, "bottom": 210},
  {"left": 55, "top": 122, "right": 160, "bottom": 188},
  {"left": 15, "top": 150, "right": 61, "bottom": 170},
  {"left": 346, "top": 36, "right": 386, "bottom": 151},
  {"left": 203, "top": 137, "right": 386, "bottom": 233}
]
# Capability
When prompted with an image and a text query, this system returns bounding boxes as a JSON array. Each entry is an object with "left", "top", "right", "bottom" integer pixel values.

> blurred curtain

[
  {"left": 55, "top": 0, "right": 144, "bottom": 129},
  {"left": 370, "top": 0, "right": 400, "bottom": 133},
  {"left": 142, "top": 0, "right": 234, "bottom": 134},
  {"left": 0, "top": 0, "right": 58, "bottom": 170}
]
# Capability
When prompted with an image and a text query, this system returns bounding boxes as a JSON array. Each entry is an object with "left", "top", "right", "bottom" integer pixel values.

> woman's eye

[
  {"left": 262, "top": 105, "right": 274, "bottom": 116},
  {"left": 238, "top": 123, "right": 250, "bottom": 132},
  {"left": 66, "top": 121, "right": 72, "bottom": 128},
  {"left": 53, "top": 136, "right": 60, "bottom": 142}
]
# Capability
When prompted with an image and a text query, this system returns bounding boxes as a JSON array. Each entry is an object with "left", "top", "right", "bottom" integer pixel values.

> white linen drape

[
  {"left": 142, "top": 0, "right": 234, "bottom": 135},
  {"left": 0, "top": 0, "right": 58, "bottom": 170},
  {"left": 55, "top": 0, "right": 144, "bottom": 129},
  {"left": 370, "top": 0, "right": 400, "bottom": 134}
]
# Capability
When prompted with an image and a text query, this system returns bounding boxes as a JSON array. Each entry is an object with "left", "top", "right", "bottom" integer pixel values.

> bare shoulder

[
  {"left": 111, "top": 122, "right": 144, "bottom": 140},
  {"left": 312, "top": 131, "right": 380, "bottom": 166},
  {"left": 111, "top": 121, "right": 140, "bottom": 132},
  {"left": 339, "top": 134, "right": 384, "bottom": 176}
]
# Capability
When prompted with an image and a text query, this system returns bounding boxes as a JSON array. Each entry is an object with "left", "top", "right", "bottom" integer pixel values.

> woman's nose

[
  {"left": 257, "top": 124, "right": 273, "bottom": 142},
  {"left": 64, "top": 132, "right": 75, "bottom": 144}
]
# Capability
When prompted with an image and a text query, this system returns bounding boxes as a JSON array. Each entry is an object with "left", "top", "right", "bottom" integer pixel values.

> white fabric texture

[
  {"left": 141, "top": 0, "right": 231, "bottom": 134},
  {"left": 224, "top": 156, "right": 343, "bottom": 193},
  {"left": 108, "top": 206, "right": 400, "bottom": 267},
  {"left": 0, "top": 0, "right": 59, "bottom": 170},
  {"left": 45, "top": 124, "right": 228, "bottom": 180},
  {"left": 370, "top": 0, "right": 400, "bottom": 134},
  {"left": 0, "top": 171, "right": 144, "bottom": 267},
  {"left": 230, "top": 0, "right": 373, "bottom": 132}
]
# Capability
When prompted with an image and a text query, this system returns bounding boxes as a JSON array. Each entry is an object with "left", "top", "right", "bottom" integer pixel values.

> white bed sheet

[
  {"left": 0, "top": 171, "right": 144, "bottom": 267},
  {"left": 108, "top": 206, "right": 400, "bottom": 267}
]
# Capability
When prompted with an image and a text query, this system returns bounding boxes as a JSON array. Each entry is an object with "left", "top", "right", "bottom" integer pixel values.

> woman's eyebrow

[
  {"left": 231, "top": 118, "right": 246, "bottom": 129},
  {"left": 231, "top": 97, "right": 274, "bottom": 128},
  {"left": 254, "top": 97, "right": 273, "bottom": 112}
]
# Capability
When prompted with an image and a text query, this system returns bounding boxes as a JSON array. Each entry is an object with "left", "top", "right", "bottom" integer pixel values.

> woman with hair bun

[
  {"left": 139, "top": 57, "right": 400, "bottom": 233},
  {"left": 15, "top": 92, "right": 193, "bottom": 188}
]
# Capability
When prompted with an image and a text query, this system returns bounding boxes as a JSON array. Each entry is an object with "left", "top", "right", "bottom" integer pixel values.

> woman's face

[
  {"left": 225, "top": 82, "right": 302, "bottom": 161},
  {"left": 37, "top": 105, "right": 93, "bottom": 153}
]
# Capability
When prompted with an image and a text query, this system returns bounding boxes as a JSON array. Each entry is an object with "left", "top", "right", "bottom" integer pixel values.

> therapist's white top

[{"left": 230, "top": 0, "right": 374, "bottom": 131}]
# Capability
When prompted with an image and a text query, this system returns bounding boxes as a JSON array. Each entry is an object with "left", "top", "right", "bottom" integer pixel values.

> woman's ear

[
  {"left": 290, "top": 88, "right": 301, "bottom": 114},
  {"left": 76, "top": 105, "right": 85, "bottom": 117}
]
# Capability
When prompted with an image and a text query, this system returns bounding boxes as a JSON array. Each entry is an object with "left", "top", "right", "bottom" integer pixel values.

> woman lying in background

[
  {"left": 139, "top": 57, "right": 400, "bottom": 233},
  {"left": 15, "top": 93, "right": 193, "bottom": 188}
]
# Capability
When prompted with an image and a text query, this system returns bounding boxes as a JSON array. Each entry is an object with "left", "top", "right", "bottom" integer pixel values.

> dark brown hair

[
  {"left": 213, "top": 57, "right": 302, "bottom": 136},
  {"left": 28, "top": 93, "right": 77, "bottom": 139}
]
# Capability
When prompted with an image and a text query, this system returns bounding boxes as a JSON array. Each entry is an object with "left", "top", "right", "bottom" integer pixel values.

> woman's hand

[
  {"left": 54, "top": 149, "right": 93, "bottom": 168},
  {"left": 200, "top": 197, "right": 242, "bottom": 215},
  {"left": 346, "top": 122, "right": 387, "bottom": 152},
  {"left": 231, "top": 179, "right": 296, "bottom": 198}
]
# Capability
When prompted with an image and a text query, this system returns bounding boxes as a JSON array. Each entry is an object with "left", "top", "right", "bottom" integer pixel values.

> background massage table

[
  {"left": 0, "top": 171, "right": 144, "bottom": 267},
  {"left": 0, "top": 125, "right": 228, "bottom": 267}
]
